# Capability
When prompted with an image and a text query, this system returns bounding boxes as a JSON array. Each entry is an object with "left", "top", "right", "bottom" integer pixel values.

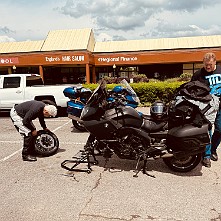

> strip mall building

[{"left": 1, "top": 28, "right": 221, "bottom": 84}]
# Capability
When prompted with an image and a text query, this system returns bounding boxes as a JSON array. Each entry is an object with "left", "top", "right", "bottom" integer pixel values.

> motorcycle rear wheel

[
  {"left": 34, "top": 130, "right": 59, "bottom": 157},
  {"left": 163, "top": 153, "right": 202, "bottom": 172},
  {"left": 72, "top": 120, "right": 86, "bottom": 132}
]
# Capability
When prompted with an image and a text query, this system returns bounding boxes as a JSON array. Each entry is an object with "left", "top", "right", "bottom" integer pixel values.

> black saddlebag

[{"left": 166, "top": 123, "right": 210, "bottom": 157}]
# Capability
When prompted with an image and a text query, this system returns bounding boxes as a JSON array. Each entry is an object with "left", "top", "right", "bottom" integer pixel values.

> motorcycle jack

[
  {"left": 61, "top": 149, "right": 156, "bottom": 178},
  {"left": 61, "top": 150, "right": 98, "bottom": 174}
]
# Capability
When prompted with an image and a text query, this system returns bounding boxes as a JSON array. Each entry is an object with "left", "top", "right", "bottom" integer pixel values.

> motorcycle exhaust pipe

[
  {"left": 161, "top": 153, "right": 174, "bottom": 158},
  {"left": 154, "top": 153, "right": 174, "bottom": 159}
]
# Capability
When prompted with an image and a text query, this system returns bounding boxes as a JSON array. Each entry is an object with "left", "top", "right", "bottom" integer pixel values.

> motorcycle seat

[
  {"left": 141, "top": 119, "right": 168, "bottom": 133},
  {"left": 141, "top": 114, "right": 152, "bottom": 120}
]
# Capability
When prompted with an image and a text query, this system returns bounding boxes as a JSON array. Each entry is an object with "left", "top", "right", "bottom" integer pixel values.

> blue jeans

[
  {"left": 211, "top": 108, "right": 221, "bottom": 153},
  {"left": 204, "top": 130, "right": 212, "bottom": 159}
]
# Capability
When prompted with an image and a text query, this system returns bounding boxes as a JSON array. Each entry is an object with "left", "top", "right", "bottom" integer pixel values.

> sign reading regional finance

[{"left": 97, "top": 56, "right": 138, "bottom": 63}]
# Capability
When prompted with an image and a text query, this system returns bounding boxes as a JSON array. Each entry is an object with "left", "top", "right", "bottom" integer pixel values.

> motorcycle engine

[{"left": 113, "top": 133, "right": 148, "bottom": 160}]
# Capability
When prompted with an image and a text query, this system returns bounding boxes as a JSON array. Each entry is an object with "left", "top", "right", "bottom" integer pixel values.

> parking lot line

[
  {"left": 52, "top": 119, "right": 72, "bottom": 133},
  {"left": 0, "top": 119, "right": 72, "bottom": 162},
  {"left": 0, "top": 148, "right": 22, "bottom": 162}
]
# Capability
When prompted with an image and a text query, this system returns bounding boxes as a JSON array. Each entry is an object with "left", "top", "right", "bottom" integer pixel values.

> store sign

[
  {"left": 97, "top": 56, "right": 138, "bottom": 63},
  {"left": 45, "top": 55, "right": 85, "bottom": 63},
  {"left": 0, "top": 57, "right": 19, "bottom": 64}
]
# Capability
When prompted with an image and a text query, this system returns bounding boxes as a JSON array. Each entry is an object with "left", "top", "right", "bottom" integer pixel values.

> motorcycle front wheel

[
  {"left": 163, "top": 153, "right": 202, "bottom": 172},
  {"left": 34, "top": 130, "right": 59, "bottom": 157},
  {"left": 72, "top": 120, "right": 86, "bottom": 132}
]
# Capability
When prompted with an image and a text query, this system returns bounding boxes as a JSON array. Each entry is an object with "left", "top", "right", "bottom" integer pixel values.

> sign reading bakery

[
  {"left": 96, "top": 55, "right": 138, "bottom": 64},
  {"left": 0, "top": 57, "right": 19, "bottom": 64}
]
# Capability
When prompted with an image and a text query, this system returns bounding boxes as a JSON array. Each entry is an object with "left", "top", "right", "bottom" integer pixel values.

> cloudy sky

[{"left": 1, "top": 0, "right": 221, "bottom": 43}]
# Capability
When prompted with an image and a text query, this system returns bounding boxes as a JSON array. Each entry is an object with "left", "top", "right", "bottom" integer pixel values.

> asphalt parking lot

[{"left": 0, "top": 108, "right": 221, "bottom": 221}]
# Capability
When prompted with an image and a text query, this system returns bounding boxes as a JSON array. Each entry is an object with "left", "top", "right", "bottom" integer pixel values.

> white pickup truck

[{"left": 0, "top": 74, "right": 78, "bottom": 115}]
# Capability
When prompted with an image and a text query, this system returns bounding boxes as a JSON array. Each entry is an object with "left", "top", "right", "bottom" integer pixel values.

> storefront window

[
  {"left": 183, "top": 63, "right": 203, "bottom": 75},
  {"left": 43, "top": 66, "right": 86, "bottom": 84}
]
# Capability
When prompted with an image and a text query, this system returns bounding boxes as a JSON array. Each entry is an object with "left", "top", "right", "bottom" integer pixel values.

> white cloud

[
  {"left": 1, "top": 0, "right": 221, "bottom": 42},
  {"left": 0, "top": 36, "right": 16, "bottom": 43},
  {"left": 96, "top": 32, "right": 113, "bottom": 42}
]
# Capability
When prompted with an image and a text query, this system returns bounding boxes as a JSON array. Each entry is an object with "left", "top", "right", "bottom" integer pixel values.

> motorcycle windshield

[
  {"left": 86, "top": 79, "right": 107, "bottom": 107},
  {"left": 80, "top": 79, "right": 108, "bottom": 120},
  {"left": 80, "top": 79, "right": 139, "bottom": 120},
  {"left": 119, "top": 79, "right": 140, "bottom": 104}
]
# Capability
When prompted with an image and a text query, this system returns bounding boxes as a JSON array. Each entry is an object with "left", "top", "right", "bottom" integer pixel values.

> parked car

[{"left": 0, "top": 74, "right": 80, "bottom": 115}]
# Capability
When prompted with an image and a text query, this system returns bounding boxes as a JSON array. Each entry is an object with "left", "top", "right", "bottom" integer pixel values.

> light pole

[{"left": 113, "top": 64, "right": 116, "bottom": 78}]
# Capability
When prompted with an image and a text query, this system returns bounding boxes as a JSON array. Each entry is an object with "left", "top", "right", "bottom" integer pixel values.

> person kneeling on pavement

[{"left": 10, "top": 100, "right": 57, "bottom": 162}]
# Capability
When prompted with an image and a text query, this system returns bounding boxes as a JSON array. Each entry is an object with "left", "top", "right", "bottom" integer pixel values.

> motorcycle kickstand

[
  {"left": 142, "top": 156, "right": 156, "bottom": 178},
  {"left": 89, "top": 149, "right": 99, "bottom": 165},
  {"left": 133, "top": 156, "right": 142, "bottom": 177}
]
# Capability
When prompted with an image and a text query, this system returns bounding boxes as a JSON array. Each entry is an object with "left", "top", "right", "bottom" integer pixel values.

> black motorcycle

[{"left": 61, "top": 80, "right": 211, "bottom": 176}]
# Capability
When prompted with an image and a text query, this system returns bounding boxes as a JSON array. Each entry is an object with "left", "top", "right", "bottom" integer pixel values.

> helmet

[
  {"left": 150, "top": 101, "right": 167, "bottom": 120},
  {"left": 112, "top": 85, "right": 123, "bottom": 94}
]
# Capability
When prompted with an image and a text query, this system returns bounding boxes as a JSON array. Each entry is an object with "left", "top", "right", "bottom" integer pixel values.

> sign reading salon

[{"left": 44, "top": 55, "right": 85, "bottom": 63}]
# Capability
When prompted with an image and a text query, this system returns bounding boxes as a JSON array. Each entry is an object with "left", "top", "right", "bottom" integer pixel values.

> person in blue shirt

[{"left": 191, "top": 52, "right": 221, "bottom": 167}]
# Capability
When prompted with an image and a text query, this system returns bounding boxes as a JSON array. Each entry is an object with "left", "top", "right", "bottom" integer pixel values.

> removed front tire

[{"left": 34, "top": 130, "right": 59, "bottom": 157}]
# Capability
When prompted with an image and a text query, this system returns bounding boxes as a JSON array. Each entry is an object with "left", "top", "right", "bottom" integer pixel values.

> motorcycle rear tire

[
  {"left": 163, "top": 153, "right": 202, "bottom": 172},
  {"left": 34, "top": 130, "right": 59, "bottom": 157},
  {"left": 72, "top": 120, "right": 87, "bottom": 132}
]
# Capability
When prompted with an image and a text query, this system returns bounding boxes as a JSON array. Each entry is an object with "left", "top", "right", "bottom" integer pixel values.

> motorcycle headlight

[
  {"left": 80, "top": 107, "right": 88, "bottom": 119},
  {"left": 80, "top": 106, "right": 99, "bottom": 121}
]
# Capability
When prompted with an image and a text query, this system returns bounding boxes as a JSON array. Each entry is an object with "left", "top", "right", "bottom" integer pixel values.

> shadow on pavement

[{"left": 63, "top": 153, "right": 203, "bottom": 178}]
